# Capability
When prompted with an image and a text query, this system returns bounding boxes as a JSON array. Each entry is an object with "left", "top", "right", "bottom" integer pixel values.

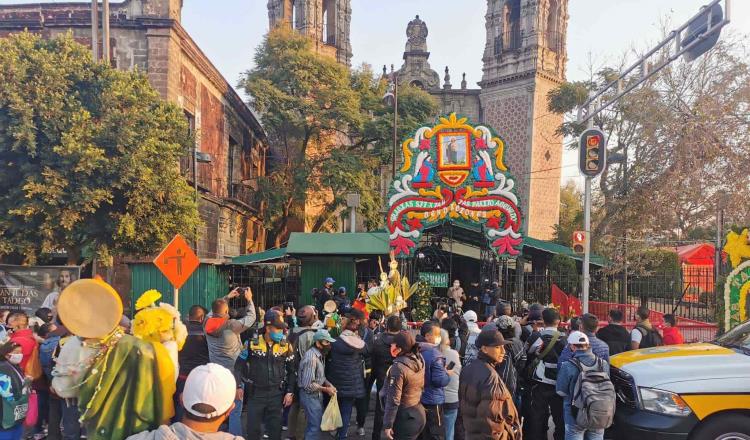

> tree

[
  {"left": 0, "top": 33, "right": 200, "bottom": 264},
  {"left": 553, "top": 180, "right": 583, "bottom": 246},
  {"left": 243, "top": 29, "right": 438, "bottom": 247},
  {"left": 548, "top": 38, "right": 750, "bottom": 256}
]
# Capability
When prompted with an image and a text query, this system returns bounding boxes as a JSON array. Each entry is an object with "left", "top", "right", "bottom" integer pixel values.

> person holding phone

[{"left": 204, "top": 287, "right": 256, "bottom": 436}]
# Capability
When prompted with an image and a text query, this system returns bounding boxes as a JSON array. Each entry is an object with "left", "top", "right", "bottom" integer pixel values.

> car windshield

[{"left": 715, "top": 320, "right": 750, "bottom": 354}]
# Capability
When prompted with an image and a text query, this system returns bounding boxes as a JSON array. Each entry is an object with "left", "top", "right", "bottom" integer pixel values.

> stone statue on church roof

[
  {"left": 406, "top": 15, "right": 428, "bottom": 52},
  {"left": 398, "top": 14, "right": 440, "bottom": 90}
]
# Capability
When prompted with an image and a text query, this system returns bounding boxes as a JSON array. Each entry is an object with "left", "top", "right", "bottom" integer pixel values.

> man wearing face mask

[
  {"left": 418, "top": 321, "right": 451, "bottom": 440},
  {"left": 298, "top": 329, "right": 337, "bottom": 440},
  {"left": 236, "top": 310, "right": 295, "bottom": 440},
  {"left": 326, "top": 309, "right": 367, "bottom": 440}
]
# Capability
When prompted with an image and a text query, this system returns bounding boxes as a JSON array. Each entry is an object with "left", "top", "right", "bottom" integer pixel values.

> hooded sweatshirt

[
  {"left": 203, "top": 302, "right": 256, "bottom": 371},
  {"left": 125, "top": 422, "right": 244, "bottom": 440},
  {"left": 662, "top": 326, "right": 684, "bottom": 345}
]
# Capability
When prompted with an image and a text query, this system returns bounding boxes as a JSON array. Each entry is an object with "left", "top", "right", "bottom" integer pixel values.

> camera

[
  {"left": 283, "top": 301, "right": 295, "bottom": 311},
  {"left": 236, "top": 287, "right": 247, "bottom": 295}
]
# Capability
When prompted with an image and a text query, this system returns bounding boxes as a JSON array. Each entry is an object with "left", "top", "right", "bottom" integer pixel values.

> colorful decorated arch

[
  {"left": 723, "top": 228, "right": 750, "bottom": 329},
  {"left": 387, "top": 113, "right": 524, "bottom": 258}
]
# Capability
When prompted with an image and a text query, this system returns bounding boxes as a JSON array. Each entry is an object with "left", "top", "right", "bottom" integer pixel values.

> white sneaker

[
  {"left": 282, "top": 426, "right": 288, "bottom": 431},
  {"left": 357, "top": 427, "right": 366, "bottom": 436}
]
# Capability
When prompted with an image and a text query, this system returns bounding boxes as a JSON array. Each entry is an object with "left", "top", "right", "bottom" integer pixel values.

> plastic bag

[
  {"left": 320, "top": 396, "right": 343, "bottom": 432},
  {"left": 23, "top": 391, "right": 37, "bottom": 428}
]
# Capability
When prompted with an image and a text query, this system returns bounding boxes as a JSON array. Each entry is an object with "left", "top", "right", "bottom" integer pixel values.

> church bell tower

[
  {"left": 268, "top": 0, "right": 353, "bottom": 66},
  {"left": 479, "top": 0, "right": 568, "bottom": 240}
]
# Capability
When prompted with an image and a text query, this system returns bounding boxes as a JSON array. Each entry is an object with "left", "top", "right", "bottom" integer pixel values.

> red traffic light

[
  {"left": 572, "top": 230, "right": 586, "bottom": 254},
  {"left": 579, "top": 128, "right": 606, "bottom": 177},
  {"left": 586, "top": 135, "right": 601, "bottom": 148}
]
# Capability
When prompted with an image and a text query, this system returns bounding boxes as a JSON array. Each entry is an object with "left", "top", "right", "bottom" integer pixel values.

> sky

[{"left": 2, "top": 0, "right": 749, "bottom": 185}]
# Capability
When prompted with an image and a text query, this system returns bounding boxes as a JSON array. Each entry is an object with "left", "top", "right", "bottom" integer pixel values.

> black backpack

[{"left": 635, "top": 325, "right": 663, "bottom": 349}]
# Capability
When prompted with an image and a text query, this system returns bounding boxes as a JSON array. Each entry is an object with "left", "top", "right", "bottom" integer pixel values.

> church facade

[
  {"left": 267, "top": 0, "right": 568, "bottom": 240},
  {"left": 396, "top": 0, "right": 568, "bottom": 240}
]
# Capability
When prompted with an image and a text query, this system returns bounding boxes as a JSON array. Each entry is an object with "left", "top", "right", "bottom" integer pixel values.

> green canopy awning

[
  {"left": 286, "top": 232, "right": 390, "bottom": 256},
  {"left": 230, "top": 247, "right": 288, "bottom": 265},
  {"left": 524, "top": 237, "right": 606, "bottom": 266}
]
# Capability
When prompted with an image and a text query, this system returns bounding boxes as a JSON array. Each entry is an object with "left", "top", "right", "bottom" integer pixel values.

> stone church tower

[
  {"left": 268, "top": 0, "right": 352, "bottom": 66},
  {"left": 479, "top": 0, "right": 568, "bottom": 240},
  {"left": 396, "top": 1, "right": 568, "bottom": 240}
]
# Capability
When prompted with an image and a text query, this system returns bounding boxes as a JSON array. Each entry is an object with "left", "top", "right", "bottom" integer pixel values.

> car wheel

[{"left": 692, "top": 414, "right": 750, "bottom": 440}]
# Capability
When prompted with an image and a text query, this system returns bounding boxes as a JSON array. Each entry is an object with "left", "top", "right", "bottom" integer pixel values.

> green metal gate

[
  {"left": 129, "top": 263, "right": 229, "bottom": 316},
  {"left": 299, "top": 257, "right": 356, "bottom": 305}
]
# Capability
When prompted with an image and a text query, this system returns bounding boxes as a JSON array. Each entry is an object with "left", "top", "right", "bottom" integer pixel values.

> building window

[
  {"left": 494, "top": 24, "right": 502, "bottom": 55},
  {"left": 322, "top": 0, "right": 336, "bottom": 45},
  {"left": 547, "top": 0, "right": 560, "bottom": 52},
  {"left": 503, "top": 0, "right": 521, "bottom": 51}
]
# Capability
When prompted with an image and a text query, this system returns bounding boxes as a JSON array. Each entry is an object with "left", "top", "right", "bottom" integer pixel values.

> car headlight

[{"left": 639, "top": 387, "right": 692, "bottom": 416}]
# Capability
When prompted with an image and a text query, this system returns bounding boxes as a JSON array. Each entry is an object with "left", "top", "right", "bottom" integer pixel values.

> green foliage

[
  {"left": 411, "top": 280, "right": 433, "bottom": 322},
  {"left": 242, "top": 29, "right": 438, "bottom": 245},
  {"left": 549, "top": 254, "right": 579, "bottom": 295},
  {"left": 553, "top": 181, "right": 583, "bottom": 246},
  {"left": 639, "top": 249, "right": 681, "bottom": 275},
  {"left": 0, "top": 32, "right": 200, "bottom": 264}
]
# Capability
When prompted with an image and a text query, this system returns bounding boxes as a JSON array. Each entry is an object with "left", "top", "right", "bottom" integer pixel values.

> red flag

[
  {"left": 568, "top": 294, "right": 583, "bottom": 317},
  {"left": 551, "top": 284, "right": 569, "bottom": 316}
]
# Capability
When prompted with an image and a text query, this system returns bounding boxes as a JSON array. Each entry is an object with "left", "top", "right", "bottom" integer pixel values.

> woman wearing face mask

[
  {"left": 381, "top": 331, "right": 425, "bottom": 440},
  {"left": 325, "top": 309, "right": 367, "bottom": 440},
  {"left": 0, "top": 342, "right": 30, "bottom": 440}
]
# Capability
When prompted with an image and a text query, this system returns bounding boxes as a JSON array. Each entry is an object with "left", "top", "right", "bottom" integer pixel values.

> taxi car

[{"left": 610, "top": 319, "right": 750, "bottom": 439}]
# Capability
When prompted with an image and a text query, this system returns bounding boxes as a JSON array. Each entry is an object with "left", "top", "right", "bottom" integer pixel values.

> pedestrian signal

[
  {"left": 579, "top": 128, "right": 606, "bottom": 177},
  {"left": 573, "top": 231, "right": 586, "bottom": 254}
]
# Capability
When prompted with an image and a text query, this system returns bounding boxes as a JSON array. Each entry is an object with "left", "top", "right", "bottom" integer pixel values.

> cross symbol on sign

[{"left": 154, "top": 235, "right": 200, "bottom": 289}]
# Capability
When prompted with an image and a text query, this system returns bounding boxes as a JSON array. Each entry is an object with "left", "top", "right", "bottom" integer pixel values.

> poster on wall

[{"left": 0, "top": 265, "right": 81, "bottom": 315}]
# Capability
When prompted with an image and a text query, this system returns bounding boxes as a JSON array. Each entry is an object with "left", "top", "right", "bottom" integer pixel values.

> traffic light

[
  {"left": 682, "top": 2, "right": 724, "bottom": 62},
  {"left": 572, "top": 231, "right": 586, "bottom": 254},
  {"left": 578, "top": 128, "right": 606, "bottom": 177}
]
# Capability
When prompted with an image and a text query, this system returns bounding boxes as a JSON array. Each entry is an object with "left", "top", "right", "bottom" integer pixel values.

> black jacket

[
  {"left": 596, "top": 323, "right": 631, "bottom": 355},
  {"left": 326, "top": 331, "right": 366, "bottom": 399},
  {"left": 368, "top": 332, "right": 397, "bottom": 390},
  {"left": 178, "top": 320, "right": 210, "bottom": 378},
  {"left": 236, "top": 335, "right": 296, "bottom": 396},
  {"left": 459, "top": 352, "right": 521, "bottom": 440}
]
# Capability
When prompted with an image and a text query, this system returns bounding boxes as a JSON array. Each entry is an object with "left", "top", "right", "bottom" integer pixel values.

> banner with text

[{"left": 0, "top": 265, "right": 81, "bottom": 315}]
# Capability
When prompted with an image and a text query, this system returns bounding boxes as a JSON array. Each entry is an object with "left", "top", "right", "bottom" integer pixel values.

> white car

[{"left": 610, "top": 319, "right": 750, "bottom": 440}]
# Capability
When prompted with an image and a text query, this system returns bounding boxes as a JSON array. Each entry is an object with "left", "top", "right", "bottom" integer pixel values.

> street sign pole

[
  {"left": 582, "top": 176, "right": 592, "bottom": 314},
  {"left": 174, "top": 287, "right": 179, "bottom": 311}
]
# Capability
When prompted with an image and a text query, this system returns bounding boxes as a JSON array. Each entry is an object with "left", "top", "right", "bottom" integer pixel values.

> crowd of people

[{"left": 0, "top": 274, "right": 688, "bottom": 440}]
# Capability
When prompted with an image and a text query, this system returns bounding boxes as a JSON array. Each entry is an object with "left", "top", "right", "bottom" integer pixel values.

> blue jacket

[
  {"left": 556, "top": 350, "right": 610, "bottom": 427},
  {"left": 557, "top": 332, "right": 610, "bottom": 369},
  {"left": 418, "top": 342, "right": 450, "bottom": 405}
]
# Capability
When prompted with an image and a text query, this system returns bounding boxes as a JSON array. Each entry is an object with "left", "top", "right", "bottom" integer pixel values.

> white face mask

[{"left": 7, "top": 353, "right": 22, "bottom": 365}]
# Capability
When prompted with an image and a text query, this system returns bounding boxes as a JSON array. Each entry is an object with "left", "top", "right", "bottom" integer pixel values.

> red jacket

[
  {"left": 10, "top": 328, "right": 38, "bottom": 370},
  {"left": 662, "top": 326, "right": 684, "bottom": 345}
]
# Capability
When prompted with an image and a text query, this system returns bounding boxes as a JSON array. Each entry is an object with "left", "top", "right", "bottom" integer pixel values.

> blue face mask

[{"left": 270, "top": 331, "right": 284, "bottom": 343}]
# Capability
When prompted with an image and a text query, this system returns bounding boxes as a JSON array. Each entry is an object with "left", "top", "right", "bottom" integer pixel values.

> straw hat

[{"left": 57, "top": 279, "right": 123, "bottom": 339}]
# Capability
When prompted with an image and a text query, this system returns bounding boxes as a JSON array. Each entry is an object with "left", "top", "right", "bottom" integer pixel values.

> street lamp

[{"left": 382, "top": 64, "right": 399, "bottom": 179}]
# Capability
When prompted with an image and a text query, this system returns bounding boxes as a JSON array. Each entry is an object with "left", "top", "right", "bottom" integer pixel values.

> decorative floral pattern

[{"left": 387, "top": 113, "right": 524, "bottom": 258}]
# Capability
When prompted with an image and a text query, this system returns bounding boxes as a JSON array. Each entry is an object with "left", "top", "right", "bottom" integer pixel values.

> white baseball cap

[
  {"left": 567, "top": 331, "right": 590, "bottom": 345},
  {"left": 182, "top": 363, "right": 236, "bottom": 419},
  {"left": 463, "top": 310, "right": 478, "bottom": 323}
]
